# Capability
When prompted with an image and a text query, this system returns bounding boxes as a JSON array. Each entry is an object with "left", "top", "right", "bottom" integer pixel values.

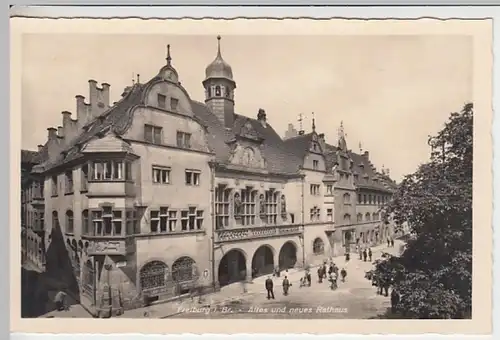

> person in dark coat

[
  {"left": 54, "top": 290, "right": 68, "bottom": 311},
  {"left": 390, "top": 238, "right": 395, "bottom": 247},
  {"left": 322, "top": 263, "right": 327, "bottom": 279},
  {"left": 387, "top": 238, "right": 390, "bottom": 247},
  {"left": 345, "top": 252, "right": 350, "bottom": 261},
  {"left": 265, "top": 276, "right": 275, "bottom": 300},
  {"left": 363, "top": 248, "right": 367, "bottom": 262},
  {"left": 317, "top": 267, "right": 323, "bottom": 283},
  {"left": 368, "top": 248, "right": 373, "bottom": 262},
  {"left": 340, "top": 268, "right": 347, "bottom": 282},
  {"left": 282, "top": 276, "right": 291, "bottom": 296}
]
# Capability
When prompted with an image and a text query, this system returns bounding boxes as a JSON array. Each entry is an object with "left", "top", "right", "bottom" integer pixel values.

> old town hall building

[{"left": 20, "top": 36, "right": 397, "bottom": 317}]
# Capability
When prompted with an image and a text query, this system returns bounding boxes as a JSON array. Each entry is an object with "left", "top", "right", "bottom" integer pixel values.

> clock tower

[{"left": 203, "top": 36, "right": 236, "bottom": 129}]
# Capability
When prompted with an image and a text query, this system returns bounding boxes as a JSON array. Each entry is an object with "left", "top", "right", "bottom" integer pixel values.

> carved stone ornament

[
  {"left": 234, "top": 193, "right": 242, "bottom": 217},
  {"left": 281, "top": 195, "right": 287, "bottom": 214},
  {"left": 259, "top": 194, "right": 266, "bottom": 215}
]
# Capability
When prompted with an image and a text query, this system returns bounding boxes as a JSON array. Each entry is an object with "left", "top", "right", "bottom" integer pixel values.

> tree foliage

[{"left": 369, "top": 103, "right": 473, "bottom": 319}]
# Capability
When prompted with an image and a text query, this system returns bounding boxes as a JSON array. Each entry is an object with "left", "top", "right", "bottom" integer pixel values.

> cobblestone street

[{"left": 36, "top": 240, "right": 402, "bottom": 319}]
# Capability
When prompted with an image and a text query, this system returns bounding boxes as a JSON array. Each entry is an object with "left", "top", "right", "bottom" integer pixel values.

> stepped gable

[{"left": 192, "top": 100, "right": 302, "bottom": 175}]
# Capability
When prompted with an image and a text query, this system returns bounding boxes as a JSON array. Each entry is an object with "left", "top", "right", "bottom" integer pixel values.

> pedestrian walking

[
  {"left": 328, "top": 272, "right": 338, "bottom": 290},
  {"left": 317, "top": 267, "right": 323, "bottom": 283},
  {"left": 345, "top": 252, "right": 350, "bottom": 262},
  {"left": 282, "top": 276, "right": 291, "bottom": 296},
  {"left": 368, "top": 248, "right": 373, "bottom": 262},
  {"left": 340, "top": 268, "right": 347, "bottom": 282},
  {"left": 54, "top": 290, "right": 68, "bottom": 311},
  {"left": 359, "top": 248, "right": 363, "bottom": 260},
  {"left": 265, "top": 276, "right": 275, "bottom": 300},
  {"left": 387, "top": 238, "right": 390, "bottom": 247},
  {"left": 390, "top": 238, "right": 395, "bottom": 247},
  {"left": 363, "top": 248, "right": 367, "bottom": 262},
  {"left": 306, "top": 271, "right": 312, "bottom": 287}
]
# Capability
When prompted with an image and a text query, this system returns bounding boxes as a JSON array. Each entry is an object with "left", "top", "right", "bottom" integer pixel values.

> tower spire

[
  {"left": 217, "top": 35, "right": 222, "bottom": 58},
  {"left": 166, "top": 44, "right": 172, "bottom": 66},
  {"left": 312, "top": 112, "right": 316, "bottom": 132}
]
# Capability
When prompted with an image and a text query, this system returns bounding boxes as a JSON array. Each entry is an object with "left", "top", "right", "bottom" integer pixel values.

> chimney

[
  {"left": 257, "top": 108, "right": 267, "bottom": 127},
  {"left": 47, "top": 127, "right": 57, "bottom": 140},
  {"left": 88, "top": 79, "right": 98, "bottom": 108},
  {"left": 37, "top": 145, "right": 43, "bottom": 152},
  {"left": 363, "top": 150, "right": 369, "bottom": 159},
  {"left": 76, "top": 95, "right": 90, "bottom": 127},
  {"left": 101, "top": 83, "right": 110, "bottom": 107},
  {"left": 57, "top": 126, "right": 64, "bottom": 138}
]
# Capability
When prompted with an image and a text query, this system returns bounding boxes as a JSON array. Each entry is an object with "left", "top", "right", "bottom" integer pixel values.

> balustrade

[{"left": 215, "top": 225, "right": 301, "bottom": 243}]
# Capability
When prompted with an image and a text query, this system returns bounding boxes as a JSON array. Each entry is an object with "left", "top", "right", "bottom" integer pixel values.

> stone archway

[
  {"left": 278, "top": 241, "right": 297, "bottom": 270},
  {"left": 218, "top": 249, "right": 246, "bottom": 287},
  {"left": 251, "top": 245, "right": 274, "bottom": 278}
]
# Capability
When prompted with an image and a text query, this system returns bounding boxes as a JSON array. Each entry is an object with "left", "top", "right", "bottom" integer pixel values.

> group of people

[
  {"left": 356, "top": 246, "right": 373, "bottom": 262},
  {"left": 315, "top": 261, "right": 347, "bottom": 290},
  {"left": 265, "top": 274, "right": 292, "bottom": 299}
]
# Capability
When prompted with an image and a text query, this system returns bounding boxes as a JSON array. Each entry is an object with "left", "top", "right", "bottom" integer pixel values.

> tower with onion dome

[{"left": 203, "top": 35, "right": 236, "bottom": 128}]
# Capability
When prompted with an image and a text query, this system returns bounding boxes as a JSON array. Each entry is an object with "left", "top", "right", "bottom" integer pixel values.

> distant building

[{"left": 22, "top": 36, "right": 397, "bottom": 317}]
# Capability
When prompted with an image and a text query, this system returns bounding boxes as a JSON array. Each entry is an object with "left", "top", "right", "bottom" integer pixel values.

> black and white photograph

[{"left": 11, "top": 15, "right": 492, "bottom": 335}]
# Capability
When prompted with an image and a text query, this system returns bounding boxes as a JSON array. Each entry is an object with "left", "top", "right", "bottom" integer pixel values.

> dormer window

[
  {"left": 157, "top": 94, "right": 166, "bottom": 109},
  {"left": 313, "top": 160, "right": 319, "bottom": 170},
  {"left": 170, "top": 98, "right": 179, "bottom": 111}
]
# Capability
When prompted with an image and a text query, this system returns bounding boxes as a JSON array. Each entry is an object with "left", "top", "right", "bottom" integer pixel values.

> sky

[{"left": 21, "top": 34, "right": 472, "bottom": 181}]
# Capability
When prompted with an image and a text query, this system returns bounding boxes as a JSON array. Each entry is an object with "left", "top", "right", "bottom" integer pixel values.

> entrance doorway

[
  {"left": 218, "top": 249, "right": 246, "bottom": 287},
  {"left": 251, "top": 246, "right": 274, "bottom": 278},
  {"left": 278, "top": 242, "right": 297, "bottom": 270}
]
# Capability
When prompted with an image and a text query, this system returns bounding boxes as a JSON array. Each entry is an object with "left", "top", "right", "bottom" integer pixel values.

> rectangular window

[
  {"left": 264, "top": 190, "right": 278, "bottom": 225},
  {"left": 313, "top": 160, "right": 319, "bottom": 170},
  {"left": 92, "top": 208, "right": 123, "bottom": 236},
  {"left": 157, "top": 94, "right": 166, "bottom": 108},
  {"left": 326, "top": 184, "right": 333, "bottom": 195},
  {"left": 152, "top": 166, "right": 170, "bottom": 184},
  {"left": 170, "top": 97, "right": 179, "bottom": 111},
  {"left": 310, "top": 184, "right": 320, "bottom": 196},
  {"left": 91, "top": 160, "right": 129, "bottom": 181},
  {"left": 181, "top": 210, "right": 188, "bottom": 231},
  {"left": 51, "top": 175, "right": 58, "bottom": 196},
  {"left": 188, "top": 207, "right": 197, "bottom": 230},
  {"left": 215, "top": 185, "right": 230, "bottom": 229},
  {"left": 241, "top": 188, "right": 256, "bottom": 226},
  {"left": 144, "top": 124, "right": 162, "bottom": 144},
  {"left": 65, "top": 170, "right": 74, "bottom": 194},
  {"left": 168, "top": 210, "right": 177, "bottom": 231},
  {"left": 196, "top": 210, "right": 204, "bottom": 230},
  {"left": 185, "top": 170, "right": 200, "bottom": 186},
  {"left": 149, "top": 207, "right": 170, "bottom": 233},
  {"left": 309, "top": 206, "right": 320, "bottom": 222},
  {"left": 176, "top": 131, "right": 192, "bottom": 149},
  {"left": 327, "top": 208, "right": 333, "bottom": 222}
]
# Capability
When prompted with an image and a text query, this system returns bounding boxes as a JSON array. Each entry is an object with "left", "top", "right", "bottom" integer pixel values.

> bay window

[{"left": 90, "top": 160, "right": 132, "bottom": 181}]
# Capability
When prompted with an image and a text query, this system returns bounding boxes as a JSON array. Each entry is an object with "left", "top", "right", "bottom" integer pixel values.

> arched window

[
  {"left": 357, "top": 194, "right": 362, "bottom": 204},
  {"left": 140, "top": 260, "right": 169, "bottom": 293},
  {"left": 365, "top": 213, "right": 371, "bottom": 221},
  {"left": 373, "top": 212, "right": 379, "bottom": 221},
  {"left": 66, "top": 210, "right": 74, "bottom": 234},
  {"left": 313, "top": 238, "right": 325, "bottom": 255},
  {"left": 215, "top": 85, "right": 221, "bottom": 97},
  {"left": 343, "top": 193, "right": 350, "bottom": 204},
  {"left": 172, "top": 256, "right": 197, "bottom": 282},
  {"left": 343, "top": 214, "right": 351, "bottom": 223},
  {"left": 82, "top": 210, "right": 89, "bottom": 235},
  {"left": 357, "top": 213, "right": 363, "bottom": 222}
]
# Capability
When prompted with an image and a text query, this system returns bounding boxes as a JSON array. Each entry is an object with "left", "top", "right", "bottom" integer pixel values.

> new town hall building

[{"left": 20, "top": 36, "right": 398, "bottom": 317}]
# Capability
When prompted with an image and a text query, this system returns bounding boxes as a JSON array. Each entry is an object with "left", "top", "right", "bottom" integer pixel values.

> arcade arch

[
  {"left": 251, "top": 245, "right": 274, "bottom": 278},
  {"left": 218, "top": 249, "right": 246, "bottom": 287},
  {"left": 279, "top": 241, "right": 297, "bottom": 270}
]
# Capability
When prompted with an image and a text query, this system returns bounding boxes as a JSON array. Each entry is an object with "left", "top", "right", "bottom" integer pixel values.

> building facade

[{"left": 22, "top": 36, "right": 397, "bottom": 317}]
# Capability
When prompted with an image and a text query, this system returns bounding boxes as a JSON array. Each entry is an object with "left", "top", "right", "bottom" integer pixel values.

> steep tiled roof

[
  {"left": 282, "top": 133, "right": 314, "bottom": 164},
  {"left": 21, "top": 150, "right": 40, "bottom": 165},
  {"left": 192, "top": 100, "right": 302, "bottom": 175}
]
